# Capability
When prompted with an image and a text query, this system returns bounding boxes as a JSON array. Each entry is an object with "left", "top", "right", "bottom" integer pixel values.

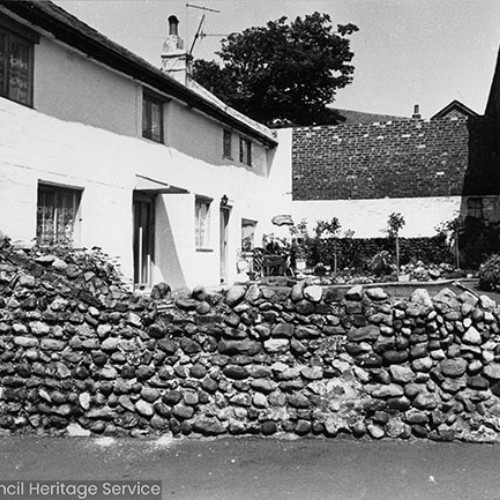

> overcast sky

[{"left": 53, "top": 0, "right": 500, "bottom": 118}]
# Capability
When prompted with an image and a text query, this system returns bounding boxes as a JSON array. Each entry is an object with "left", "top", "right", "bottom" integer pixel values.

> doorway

[
  {"left": 219, "top": 205, "right": 231, "bottom": 283},
  {"left": 133, "top": 193, "right": 155, "bottom": 287}
]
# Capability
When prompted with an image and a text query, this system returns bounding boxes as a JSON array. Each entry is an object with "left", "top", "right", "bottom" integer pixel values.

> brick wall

[{"left": 292, "top": 115, "right": 496, "bottom": 201}]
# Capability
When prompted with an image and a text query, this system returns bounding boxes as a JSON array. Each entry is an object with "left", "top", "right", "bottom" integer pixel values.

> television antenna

[{"left": 186, "top": 3, "right": 226, "bottom": 56}]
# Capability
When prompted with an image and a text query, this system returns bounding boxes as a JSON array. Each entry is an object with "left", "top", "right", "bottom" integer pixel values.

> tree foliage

[
  {"left": 193, "top": 12, "right": 358, "bottom": 126},
  {"left": 386, "top": 213, "right": 406, "bottom": 238}
]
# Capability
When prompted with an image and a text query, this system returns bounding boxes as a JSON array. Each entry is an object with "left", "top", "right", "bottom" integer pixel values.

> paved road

[{"left": 0, "top": 435, "right": 499, "bottom": 500}]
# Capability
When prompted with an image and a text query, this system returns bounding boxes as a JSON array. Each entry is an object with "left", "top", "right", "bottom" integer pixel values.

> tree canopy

[{"left": 193, "top": 12, "right": 358, "bottom": 126}]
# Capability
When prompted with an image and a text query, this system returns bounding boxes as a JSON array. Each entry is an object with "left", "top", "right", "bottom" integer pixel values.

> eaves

[{"left": 0, "top": 0, "right": 277, "bottom": 148}]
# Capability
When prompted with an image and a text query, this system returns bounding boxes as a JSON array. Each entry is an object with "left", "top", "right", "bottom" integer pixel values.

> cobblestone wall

[{"left": 2, "top": 242, "right": 500, "bottom": 442}]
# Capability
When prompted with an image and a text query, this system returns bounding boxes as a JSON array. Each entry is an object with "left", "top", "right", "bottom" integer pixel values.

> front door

[
  {"left": 219, "top": 206, "right": 231, "bottom": 283},
  {"left": 133, "top": 193, "right": 155, "bottom": 287}
]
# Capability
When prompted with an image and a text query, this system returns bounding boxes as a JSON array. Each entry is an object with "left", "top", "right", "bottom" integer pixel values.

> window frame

[
  {"left": 223, "top": 129, "right": 232, "bottom": 159},
  {"left": 36, "top": 183, "right": 83, "bottom": 246},
  {"left": 195, "top": 196, "right": 213, "bottom": 251},
  {"left": 239, "top": 136, "right": 252, "bottom": 166},
  {"left": 467, "top": 197, "right": 484, "bottom": 219},
  {"left": 142, "top": 90, "right": 165, "bottom": 143},
  {"left": 241, "top": 218, "right": 257, "bottom": 252},
  {"left": 0, "top": 17, "right": 38, "bottom": 107}
]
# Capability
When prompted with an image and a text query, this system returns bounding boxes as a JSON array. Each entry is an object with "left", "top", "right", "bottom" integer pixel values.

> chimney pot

[
  {"left": 412, "top": 104, "right": 421, "bottom": 119},
  {"left": 168, "top": 15, "right": 179, "bottom": 36}
]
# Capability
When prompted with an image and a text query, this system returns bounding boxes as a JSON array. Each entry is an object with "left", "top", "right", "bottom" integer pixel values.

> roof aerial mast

[{"left": 185, "top": 3, "right": 223, "bottom": 56}]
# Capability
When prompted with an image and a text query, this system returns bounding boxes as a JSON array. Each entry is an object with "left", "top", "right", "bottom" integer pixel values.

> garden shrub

[
  {"left": 308, "top": 235, "right": 454, "bottom": 271},
  {"left": 368, "top": 250, "right": 395, "bottom": 276},
  {"left": 313, "top": 262, "right": 328, "bottom": 277}
]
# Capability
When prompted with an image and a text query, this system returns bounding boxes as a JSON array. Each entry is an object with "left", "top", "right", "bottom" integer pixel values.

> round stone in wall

[
  {"left": 225, "top": 285, "right": 247, "bottom": 306},
  {"left": 440, "top": 359, "right": 467, "bottom": 378},
  {"left": 304, "top": 285, "right": 322, "bottom": 303},
  {"left": 366, "top": 288, "right": 388, "bottom": 301},
  {"left": 484, "top": 364, "right": 500, "bottom": 380}
]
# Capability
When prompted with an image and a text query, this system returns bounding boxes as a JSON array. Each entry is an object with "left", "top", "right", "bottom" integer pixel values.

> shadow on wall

[
  {"left": 155, "top": 196, "right": 187, "bottom": 290},
  {"left": 462, "top": 116, "right": 499, "bottom": 200},
  {"left": 456, "top": 116, "right": 500, "bottom": 268},
  {"left": 460, "top": 114, "right": 499, "bottom": 226}
]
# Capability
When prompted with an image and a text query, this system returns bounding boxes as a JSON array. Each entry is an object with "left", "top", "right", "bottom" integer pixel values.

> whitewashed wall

[
  {"left": 35, "top": 37, "right": 140, "bottom": 138},
  {"left": 289, "top": 197, "right": 463, "bottom": 238},
  {"left": 0, "top": 98, "right": 275, "bottom": 290}
]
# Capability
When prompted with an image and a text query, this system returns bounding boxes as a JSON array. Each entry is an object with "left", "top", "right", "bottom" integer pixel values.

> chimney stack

[
  {"left": 412, "top": 104, "right": 421, "bottom": 119},
  {"left": 161, "top": 15, "right": 192, "bottom": 84}
]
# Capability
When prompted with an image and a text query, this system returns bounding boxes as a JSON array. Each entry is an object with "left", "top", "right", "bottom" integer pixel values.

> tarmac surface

[{"left": 0, "top": 435, "right": 499, "bottom": 499}]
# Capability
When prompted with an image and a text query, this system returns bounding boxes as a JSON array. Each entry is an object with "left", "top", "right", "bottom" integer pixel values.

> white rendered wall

[
  {"left": 289, "top": 197, "right": 463, "bottom": 238},
  {"left": 34, "top": 37, "right": 139, "bottom": 138},
  {"left": 0, "top": 96, "right": 275, "bottom": 290},
  {"left": 33, "top": 37, "right": 271, "bottom": 176},
  {"left": 164, "top": 100, "right": 270, "bottom": 176}
]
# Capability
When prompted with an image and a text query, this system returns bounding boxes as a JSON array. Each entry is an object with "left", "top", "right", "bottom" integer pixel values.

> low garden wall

[{"left": 2, "top": 243, "right": 500, "bottom": 442}]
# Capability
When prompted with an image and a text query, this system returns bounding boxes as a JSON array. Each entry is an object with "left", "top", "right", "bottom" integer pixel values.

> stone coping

[{"left": 252, "top": 278, "right": 478, "bottom": 296}]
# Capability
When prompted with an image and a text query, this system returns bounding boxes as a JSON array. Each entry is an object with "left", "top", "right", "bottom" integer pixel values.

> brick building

[{"left": 285, "top": 95, "right": 500, "bottom": 238}]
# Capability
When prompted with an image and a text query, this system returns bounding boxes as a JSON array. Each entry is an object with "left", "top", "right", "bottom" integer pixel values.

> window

[
  {"left": 241, "top": 219, "right": 256, "bottom": 252},
  {"left": 37, "top": 184, "right": 82, "bottom": 245},
  {"left": 142, "top": 91, "right": 164, "bottom": 143},
  {"left": 223, "top": 129, "right": 232, "bottom": 158},
  {"left": 467, "top": 197, "right": 484, "bottom": 219},
  {"left": 239, "top": 136, "right": 252, "bottom": 166},
  {"left": 195, "top": 197, "right": 211, "bottom": 249},
  {"left": 0, "top": 21, "right": 37, "bottom": 106}
]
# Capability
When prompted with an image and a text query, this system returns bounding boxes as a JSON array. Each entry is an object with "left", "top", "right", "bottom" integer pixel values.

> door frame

[
  {"left": 133, "top": 192, "right": 156, "bottom": 288},
  {"left": 219, "top": 203, "right": 231, "bottom": 284}
]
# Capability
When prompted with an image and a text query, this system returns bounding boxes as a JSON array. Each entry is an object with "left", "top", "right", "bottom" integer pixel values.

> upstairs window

[
  {"left": 223, "top": 129, "right": 232, "bottom": 158},
  {"left": 142, "top": 91, "right": 164, "bottom": 143},
  {"left": 467, "top": 197, "right": 484, "bottom": 219},
  {"left": 0, "top": 21, "right": 37, "bottom": 106},
  {"left": 195, "top": 196, "right": 211, "bottom": 250},
  {"left": 239, "top": 136, "right": 252, "bottom": 166},
  {"left": 37, "top": 184, "right": 82, "bottom": 246}
]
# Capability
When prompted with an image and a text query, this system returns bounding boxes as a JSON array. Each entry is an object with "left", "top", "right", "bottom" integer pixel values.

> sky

[{"left": 51, "top": 0, "right": 500, "bottom": 119}]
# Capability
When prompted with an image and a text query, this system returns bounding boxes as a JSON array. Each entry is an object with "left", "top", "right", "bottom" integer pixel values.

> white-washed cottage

[{"left": 0, "top": 1, "right": 282, "bottom": 290}]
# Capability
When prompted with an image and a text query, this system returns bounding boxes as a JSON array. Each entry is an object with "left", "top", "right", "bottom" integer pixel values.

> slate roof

[{"left": 334, "top": 108, "right": 409, "bottom": 125}]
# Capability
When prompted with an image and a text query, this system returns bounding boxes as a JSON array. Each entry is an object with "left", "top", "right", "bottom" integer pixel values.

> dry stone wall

[{"left": 2, "top": 242, "right": 500, "bottom": 442}]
